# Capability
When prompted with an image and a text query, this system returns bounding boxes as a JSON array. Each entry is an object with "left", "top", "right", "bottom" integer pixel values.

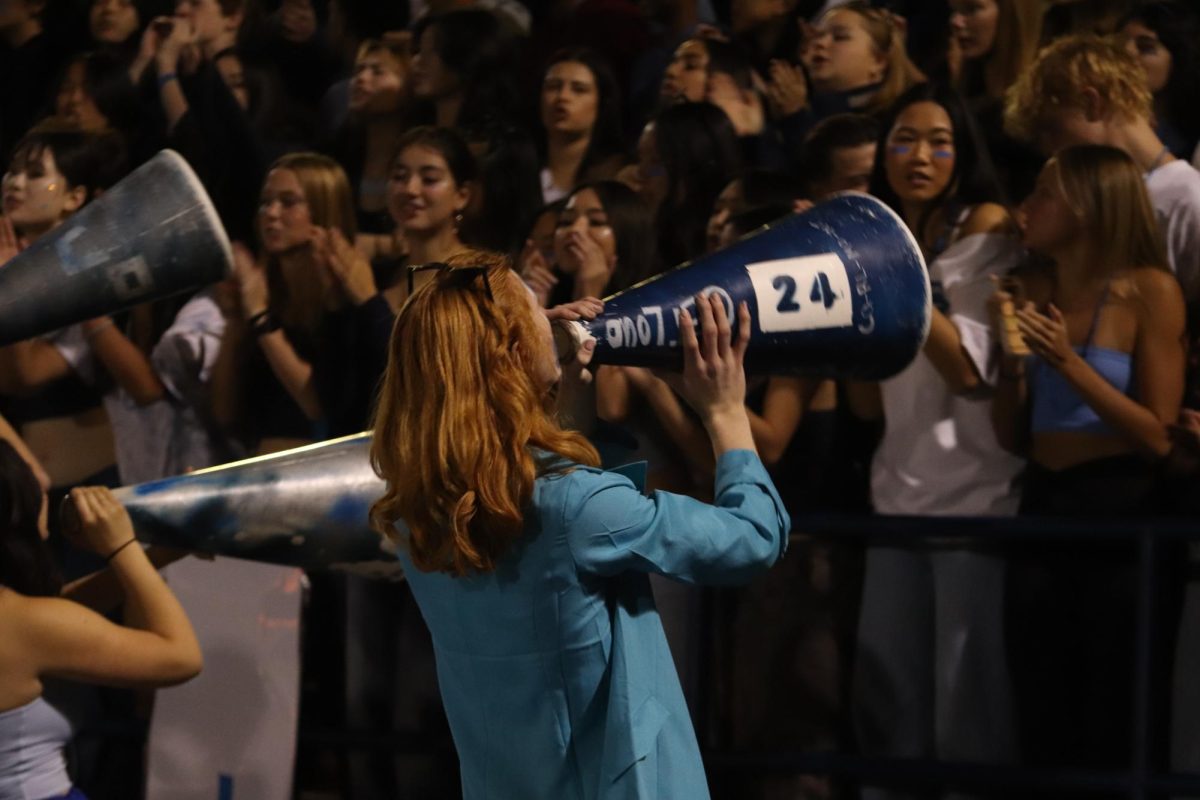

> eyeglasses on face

[{"left": 258, "top": 193, "right": 308, "bottom": 212}]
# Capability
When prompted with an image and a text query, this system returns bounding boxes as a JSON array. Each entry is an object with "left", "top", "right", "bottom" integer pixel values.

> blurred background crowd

[{"left": 4, "top": 0, "right": 1200, "bottom": 797}]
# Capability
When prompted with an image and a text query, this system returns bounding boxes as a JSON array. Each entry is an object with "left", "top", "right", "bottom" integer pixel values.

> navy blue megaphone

[
  {"left": 0, "top": 150, "right": 233, "bottom": 345},
  {"left": 553, "top": 192, "right": 931, "bottom": 380}
]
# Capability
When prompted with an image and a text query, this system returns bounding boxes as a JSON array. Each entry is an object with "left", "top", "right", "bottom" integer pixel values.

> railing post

[{"left": 1132, "top": 526, "right": 1156, "bottom": 799}]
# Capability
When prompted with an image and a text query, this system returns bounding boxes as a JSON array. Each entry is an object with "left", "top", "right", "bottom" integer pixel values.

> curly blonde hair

[
  {"left": 1004, "top": 34, "right": 1153, "bottom": 144},
  {"left": 369, "top": 249, "right": 600, "bottom": 576}
]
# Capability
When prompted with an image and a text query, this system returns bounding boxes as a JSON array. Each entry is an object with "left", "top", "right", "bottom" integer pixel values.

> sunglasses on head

[{"left": 406, "top": 263, "right": 494, "bottom": 300}]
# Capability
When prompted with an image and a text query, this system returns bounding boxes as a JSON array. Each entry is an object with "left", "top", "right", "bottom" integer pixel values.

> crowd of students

[{"left": 3, "top": 0, "right": 1200, "bottom": 797}]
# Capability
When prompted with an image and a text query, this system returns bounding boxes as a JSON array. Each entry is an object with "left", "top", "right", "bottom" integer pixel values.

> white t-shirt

[
  {"left": 1145, "top": 159, "right": 1200, "bottom": 304},
  {"left": 541, "top": 167, "right": 568, "bottom": 206},
  {"left": 47, "top": 324, "right": 97, "bottom": 385},
  {"left": 871, "top": 231, "right": 1025, "bottom": 517},
  {"left": 103, "top": 291, "right": 229, "bottom": 485}
]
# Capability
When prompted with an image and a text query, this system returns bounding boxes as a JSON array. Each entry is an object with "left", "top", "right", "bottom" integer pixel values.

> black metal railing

[{"left": 699, "top": 513, "right": 1200, "bottom": 800}]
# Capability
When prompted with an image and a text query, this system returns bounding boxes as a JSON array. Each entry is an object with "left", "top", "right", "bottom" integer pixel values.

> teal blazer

[{"left": 396, "top": 449, "right": 790, "bottom": 799}]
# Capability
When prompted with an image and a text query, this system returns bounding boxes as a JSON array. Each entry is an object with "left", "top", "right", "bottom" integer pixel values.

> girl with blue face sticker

[{"left": 853, "top": 81, "right": 1026, "bottom": 784}]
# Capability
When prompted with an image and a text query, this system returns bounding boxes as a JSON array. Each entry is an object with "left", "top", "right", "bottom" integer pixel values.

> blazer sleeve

[{"left": 564, "top": 449, "right": 790, "bottom": 585}]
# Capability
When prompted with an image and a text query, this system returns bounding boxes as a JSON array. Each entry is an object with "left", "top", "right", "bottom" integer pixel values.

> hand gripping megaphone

[
  {"left": 553, "top": 192, "right": 931, "bottom": 380},
  {"left": 97, "top": 434, "right": 403, "bottom": 580},
  {"left": 0, "top": 149, "right": 233, "bottom": 345}
]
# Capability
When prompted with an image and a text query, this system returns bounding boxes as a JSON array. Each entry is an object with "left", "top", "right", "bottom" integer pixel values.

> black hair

[
  {"left": 0, "top": 442, "right": 59, "bottom": 598},
  {"left": 653, "top": 102, "right": 742, "bottom": 265},
  {"left": 800, "top": 112, "right": 879, "bottom": 189},
  {"left": 569, "top": 180, "right": 659, "bottom": 294},
  {"left": 1040, "top": 0, "right": 1131, "bottom": 41},
  {"left": 538, "top": 48, "right": 626, "bottom": 188},
  {"left": 1120, "top": 0, "right": 1200, "bottom": 154},
  {"left": 737, "top": 168, "right": 802, "bottom": 210},
  {"left": 869, "top": 82, "right": 1004, "bottom": 245},
  {"left": 728, "top": 203, "right": 794, "bottom": 239},
  {"left": 391, "top": 125, "right": 478, "bottom": 187},
  {"left": 703, "top": 39, "right": 757, "bottom": 93},
  {"left": 8, "top": 123, "right": 127, "bottom": 200},
  {"left": 60, "top": 51, "right": 144, "bottom": 140},
  {"left": 335, "top": 0, "right": 409, "bottom": 42},
  {"left": 461, "top": 128, "right": 543, "bottom": 256},
  {"left": 411, "top": 9, "right": 522, "bottom": 136},
  {"left": 86, "top": 0, "right": 176, "bottom": 51}
]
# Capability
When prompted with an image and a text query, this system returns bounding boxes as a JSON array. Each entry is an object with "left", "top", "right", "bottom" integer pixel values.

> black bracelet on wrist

[
  {"left": 247, "top": 309, "right": 281, "bottom": 336},
  {"left": 106, "top": 537, "right": 138, "bottom": 562}
]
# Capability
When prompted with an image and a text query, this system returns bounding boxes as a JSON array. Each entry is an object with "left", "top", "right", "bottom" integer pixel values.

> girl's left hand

[
  {"left": 545, "top": 297, "right": 602, "bottom": 322},
  {"left": 765, "top": 59, "right": 808, "bottom": 118},
  {"left": 314, "top": 227, "right": 377, "bottom": 305},
  {"left": 0, "top": 216, "right": 21, "bottom": 266},
  {"left": 1016, "top": 302, "right": 1074, "bottom": 368}
]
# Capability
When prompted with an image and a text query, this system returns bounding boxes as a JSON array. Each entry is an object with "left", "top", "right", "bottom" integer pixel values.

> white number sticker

[{"left": 746, "top": 253, "right": 853, "bottom": 333}]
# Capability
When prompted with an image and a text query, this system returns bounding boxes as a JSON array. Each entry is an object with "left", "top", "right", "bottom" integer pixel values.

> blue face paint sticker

[
  {"left": 932, "top": 149, "right": 954, "bottom": 159},
  {"left": 889, "top": 145, "right": 911, "bottom": 156}
]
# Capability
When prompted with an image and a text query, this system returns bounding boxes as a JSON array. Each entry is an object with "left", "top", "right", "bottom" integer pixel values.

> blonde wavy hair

[
  {"left": 1050, "top": 144, "right": 1169, "bottom": 275},
  {"left": 823, "top": 2, "right": 925, "bottom": 114},
  {"left": 1003, "top": 34, "right": 1154, "bottom": 144},
  {"left": 369, "top": 250, "right": 600, "bottom": 576}
]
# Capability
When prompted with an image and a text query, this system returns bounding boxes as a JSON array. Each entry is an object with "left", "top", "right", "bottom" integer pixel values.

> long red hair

[{"left": 369, "top": 250, "right": 600, "bottom": 576}]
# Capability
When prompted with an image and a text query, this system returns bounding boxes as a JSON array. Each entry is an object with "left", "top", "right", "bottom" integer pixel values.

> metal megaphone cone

[
  {"left": 83, "top": 434, "right": 402, "bottom": 580},
  {"left": 553, "top": 192, "right": 931, "bottom": 380},
  {"left": 0, "top": 149, "right": 233, "bottom": 345}
]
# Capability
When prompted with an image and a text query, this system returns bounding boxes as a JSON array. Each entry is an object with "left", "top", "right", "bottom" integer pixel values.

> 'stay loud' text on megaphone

[
  {"left": 0, "top": 149, "right": 233, "bottom": 345},
  {"left": 553, "top": 192, "right": 931, "bottom": 381}
]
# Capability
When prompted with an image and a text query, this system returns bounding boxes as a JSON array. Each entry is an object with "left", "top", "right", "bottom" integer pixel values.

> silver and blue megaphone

[
  {"left": 0, "top": 149, "right": 233, "bottom": 345},
  {"left": 105, "top": 434, "right": 402, "bottom": 580},
  {"left": 554, "top": 192, "right": 931, "bottom": 381}
]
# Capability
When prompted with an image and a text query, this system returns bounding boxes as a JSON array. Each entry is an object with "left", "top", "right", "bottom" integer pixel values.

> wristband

[
  {"left": 106, "top": 537, "right": 138, "bottom": 562},
  {"left": 248, "top": 309, "right": 281, "bottom": 336},
  {"left": 157, "top": 71, "right": 178, "bottom": 89}
]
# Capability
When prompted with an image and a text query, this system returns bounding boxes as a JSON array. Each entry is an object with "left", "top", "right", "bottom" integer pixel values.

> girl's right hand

[
  {"left": 518, "top": 238, "right": 558, "bottom": 307},
  {"left": 562, "top": 230, "right": 611, "bottom": 296},
  {"left": 986, "top": 282, "right": 1014, "bottom": 335},
  {"left": 151, "top": 16, "right": 195, "bottom": 72},
  {"left": 230, "top": 243, "right": 269, "bottom": 318},
  {"left": 67, "top": 486, "right": 137, "bottom": 559}
]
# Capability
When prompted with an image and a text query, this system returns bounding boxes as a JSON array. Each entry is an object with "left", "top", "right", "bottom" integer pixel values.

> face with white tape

[{"left": 1, "top": 145, "right": 86, "bottom": 237}]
